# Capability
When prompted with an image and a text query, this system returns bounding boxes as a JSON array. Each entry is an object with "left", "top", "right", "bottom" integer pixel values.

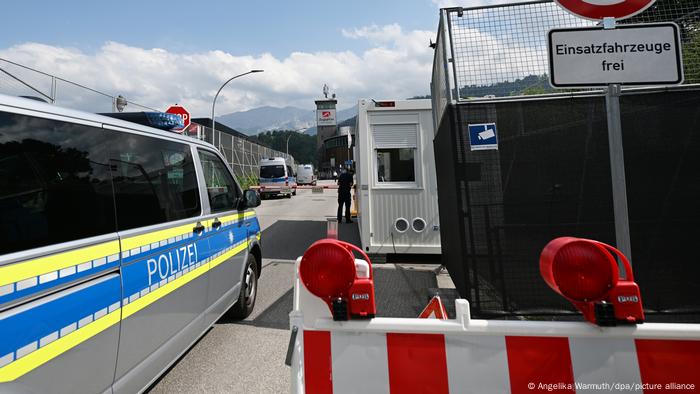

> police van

[
  {"left": 296, "top": 164, "right": 316, "bottom": 186},
  {"left": 258, "top": 157, "right": 296, "bottom": 198},
  {"left": 0, "top": 94, "right": 263, "bottom": 394}
]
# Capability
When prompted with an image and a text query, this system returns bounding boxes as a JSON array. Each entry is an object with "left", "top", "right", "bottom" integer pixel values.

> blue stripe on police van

[
  {"left": 0, "top": 276, "right": 121, "bottom": 368},
  {"left": 120, "top": 217, "right": 257, "bottom": 307}
]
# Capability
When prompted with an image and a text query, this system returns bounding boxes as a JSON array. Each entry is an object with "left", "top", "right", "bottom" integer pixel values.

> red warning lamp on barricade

[
  {"left": 540, "top": 237, "right": 644, "bottom": 326},
  {"left": 299, "top": 239, "right": 376, "bottom": 321}
]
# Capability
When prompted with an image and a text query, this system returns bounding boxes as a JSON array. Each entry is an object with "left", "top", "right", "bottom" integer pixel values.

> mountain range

[{"left": 216, "top": 105, "right": 357, "bottom": 136}]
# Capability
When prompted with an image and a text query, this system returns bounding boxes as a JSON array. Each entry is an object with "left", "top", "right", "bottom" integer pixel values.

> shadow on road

[
  {"left": 261, "top": 220, "right": 361, "bottom": 260},
  {"left": 218, "top": 264, "right": 439, "bottom": 329}
]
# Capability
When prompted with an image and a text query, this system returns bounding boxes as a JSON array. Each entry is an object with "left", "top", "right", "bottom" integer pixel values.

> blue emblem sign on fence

[{"left": 468, "top": 123, "right": 498, "bottom": 151}]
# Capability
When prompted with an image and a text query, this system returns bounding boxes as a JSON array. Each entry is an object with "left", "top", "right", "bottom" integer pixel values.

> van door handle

[
  {"left": 212, "top": 219, "right": 222, "bottom": 229},
  {"left": 193, "top": 222, "right": 205, "bottom": 234}
]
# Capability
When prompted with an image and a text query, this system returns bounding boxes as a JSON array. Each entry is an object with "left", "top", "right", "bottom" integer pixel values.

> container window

[{"left": 377, "top": 148, "right": 415, "bottom": 182}]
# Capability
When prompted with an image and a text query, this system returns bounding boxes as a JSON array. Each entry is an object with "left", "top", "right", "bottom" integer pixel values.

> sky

[{"left": 0, "top": 0, "right": 517, "bottom": 117}]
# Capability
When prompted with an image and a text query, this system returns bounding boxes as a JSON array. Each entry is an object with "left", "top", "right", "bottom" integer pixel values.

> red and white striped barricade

[{"left": 288, "top": 259, "right": 700, "bottom": 393}]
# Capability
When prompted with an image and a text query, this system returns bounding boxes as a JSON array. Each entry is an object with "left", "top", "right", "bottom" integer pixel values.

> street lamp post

[
  {"left": 285, "top": 127, "right": 308, "bottom": 161},
  {"left": 211, "top": 69, "right": 264, "bottom": 141}
]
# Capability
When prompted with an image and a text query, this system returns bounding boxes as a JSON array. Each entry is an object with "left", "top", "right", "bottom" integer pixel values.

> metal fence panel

[
  {"left": 447, "top": 1, "right": 593, "bottom": 99},
  {"left": 198, "top": 125, "right": 294, "bottom": 181},
  {"left": 432, "top": 0, "right": 700, "bottom": 322},
  {"left": 441, "top": 0, "right": 700, "bottom": 102}
]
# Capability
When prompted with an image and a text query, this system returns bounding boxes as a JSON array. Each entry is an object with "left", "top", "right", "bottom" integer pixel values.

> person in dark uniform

[{"left": 337, "top": 168, "right": 354, "bottom": 223}]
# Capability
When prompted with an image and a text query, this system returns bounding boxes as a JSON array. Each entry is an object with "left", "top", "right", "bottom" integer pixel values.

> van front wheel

[{"left": 229, "top": 255, "right": 258, "bottom": 319}]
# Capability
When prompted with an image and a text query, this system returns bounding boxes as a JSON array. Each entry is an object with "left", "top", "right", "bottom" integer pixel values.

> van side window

[
  {"left": 198, "top": 149, "right": 241, "bottom": 213},
  {"left": 111, "top": 134, "right": 200, "bottom": 230},
  {"left": 0, "top": 112, "right": 117, "bottom": 255},
  {"left": 260, "top": 165, "right": 284, "bottom": 179}
]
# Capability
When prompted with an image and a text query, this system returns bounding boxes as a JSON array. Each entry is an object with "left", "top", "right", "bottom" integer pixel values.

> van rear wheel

[{"left": 229, "top": 255, "right": 258, "bottom": 319}]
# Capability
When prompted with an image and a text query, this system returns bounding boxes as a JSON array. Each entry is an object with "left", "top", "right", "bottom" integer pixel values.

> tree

[{"left": 252, "top": 130, "right": 317, "bottom": 166}]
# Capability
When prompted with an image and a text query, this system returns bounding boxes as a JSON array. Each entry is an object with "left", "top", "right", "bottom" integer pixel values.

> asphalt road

[{"left": 149, "top": 180, "right": 442, "bottom": 393}]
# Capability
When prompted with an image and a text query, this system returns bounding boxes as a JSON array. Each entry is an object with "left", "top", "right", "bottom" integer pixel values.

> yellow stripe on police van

[
  {"left": 0, "top": 241, "right": 120, "bottom": 288},
  {"left": 120, "top": 222, "right": 195, "bottom": 251},
  {"left": 120, "top": 212, "right": 257, "bottom": 251},
  {"left": 0, "top": 309, "right": 121, "bottom": 383}
]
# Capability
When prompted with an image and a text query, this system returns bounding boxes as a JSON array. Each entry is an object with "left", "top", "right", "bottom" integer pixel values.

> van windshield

[{"left": 260, "top": 165, "right": 285, "bottom": 178}]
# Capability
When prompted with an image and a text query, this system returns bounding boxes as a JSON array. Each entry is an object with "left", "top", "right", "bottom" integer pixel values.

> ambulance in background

[
  {"left": 258, "top": 157, "right": 297, "bottom": 198},
  {"left": 296, "top": 164, "right": 316, "bottom": 186}
]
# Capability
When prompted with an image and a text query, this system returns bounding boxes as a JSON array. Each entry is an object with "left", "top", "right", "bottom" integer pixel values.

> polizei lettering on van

[{"left": 146, "top": 244, "right": 199, "bottom": 286}]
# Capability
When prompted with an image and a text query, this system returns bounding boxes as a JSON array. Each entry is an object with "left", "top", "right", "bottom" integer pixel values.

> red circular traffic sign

[
  {"left": 165, "top": 105, "right": 191, "bottom": 131},
  {"left": 555, "top": 0, "right": 656, "bottom": 20}
]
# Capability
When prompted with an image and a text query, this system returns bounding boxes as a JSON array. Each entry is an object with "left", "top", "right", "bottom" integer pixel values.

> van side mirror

[{"left": 243, "top": 189, "right": 261, "bottom": 209}]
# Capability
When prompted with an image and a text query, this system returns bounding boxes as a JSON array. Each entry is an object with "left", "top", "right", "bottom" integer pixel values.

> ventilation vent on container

[
  {"left": 394, "top": 218, "right": 409, "bottom": 233},
  {"left": 412, "top": 217, "right": 426, "bottom": 233}
]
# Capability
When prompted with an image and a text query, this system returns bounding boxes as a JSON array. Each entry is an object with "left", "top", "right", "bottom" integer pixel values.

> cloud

[
  {"left": 0, "top": 25, "right": 437, "bottom": 118},
  {"left": 431, "top": 0, "right": 523, "bottom": 8}
]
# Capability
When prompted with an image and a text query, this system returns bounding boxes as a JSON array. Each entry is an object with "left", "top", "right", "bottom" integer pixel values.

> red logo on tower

[
  {"left": 555, "top": 0, "right": 656, "bottom": 20},
  {"left": 322, "top": 111, "right": 331, "bottom": 118}
]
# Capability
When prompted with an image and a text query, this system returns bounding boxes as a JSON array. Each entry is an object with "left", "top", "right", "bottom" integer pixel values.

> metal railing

[
  {"left": 0, "top": 58, "right": 157, "bottom": 112},
  {"left": 0, "top": 59, "right": 295, "bottom": 182},
  {"left": 198, "top": 125, "right": 295, "bottom": 180}
]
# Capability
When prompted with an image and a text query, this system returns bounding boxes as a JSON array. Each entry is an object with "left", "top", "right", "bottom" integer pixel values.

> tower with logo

[
  {"left": 315, "top": 90, "right": 337, "bottom": 148},
  {"left": 315, "top": 85, "right": 339, "bottom": 176}
]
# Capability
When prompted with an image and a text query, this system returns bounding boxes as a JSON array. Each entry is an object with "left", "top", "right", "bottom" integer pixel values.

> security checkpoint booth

[
  {"left": 354, "top": 99, "right": 441, "bottom": 255},
  {"left": 287, "top": 238, "right": 700, "bottom": 393}
]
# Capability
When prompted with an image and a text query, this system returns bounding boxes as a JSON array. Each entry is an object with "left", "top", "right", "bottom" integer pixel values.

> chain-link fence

[
  {"left": 199, "top": 125, "right": 295, "bottom": 182},
  {"left": 435, "top": 0, "right": 700, "bottom": 102}
]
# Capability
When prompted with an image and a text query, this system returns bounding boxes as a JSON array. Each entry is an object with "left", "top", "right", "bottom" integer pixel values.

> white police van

[
  {"left": 258, "top": 157, "right": 297, "bottom": 198},
  {"left": 0, "top": 94, "right": 263, "bottom": 394},
  {"left": 296, "top": 164, "right": 316, "bottom": 186}
]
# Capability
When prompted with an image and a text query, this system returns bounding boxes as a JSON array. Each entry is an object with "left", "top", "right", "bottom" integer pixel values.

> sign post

[{"left": 549, "top": 0, "right": 683, "bottom": 264}]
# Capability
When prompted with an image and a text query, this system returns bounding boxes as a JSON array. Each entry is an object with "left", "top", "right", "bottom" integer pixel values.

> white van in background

[
  {"left": 296, "top": 164, "right": 316, "bottom": 186},
  {"left": 259, "top": 157, "right": 297, "bottom": 198}
]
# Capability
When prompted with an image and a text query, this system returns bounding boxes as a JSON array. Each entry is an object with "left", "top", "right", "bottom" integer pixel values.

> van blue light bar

[
  {"left": 144, "top": 112, "right": 184, "bottom": 130},
  {"left": 99, "top": 112, "right": 184, "bottom": 131}
]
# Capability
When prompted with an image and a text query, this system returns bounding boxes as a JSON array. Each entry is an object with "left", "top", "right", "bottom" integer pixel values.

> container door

[
  {"left": 109, "top": 130, "right": 209, "bottom": 394},
  {"left": 0, "top": 111, "right": 121, "bottom": 394},
  {"left": 196, "top": 149, "right": 249, "bottom": 325}
]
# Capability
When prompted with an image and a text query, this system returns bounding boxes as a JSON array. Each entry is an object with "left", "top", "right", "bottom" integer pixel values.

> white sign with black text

[{"left": 548, "top": 23, "right": 683, "bottom": 88}]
